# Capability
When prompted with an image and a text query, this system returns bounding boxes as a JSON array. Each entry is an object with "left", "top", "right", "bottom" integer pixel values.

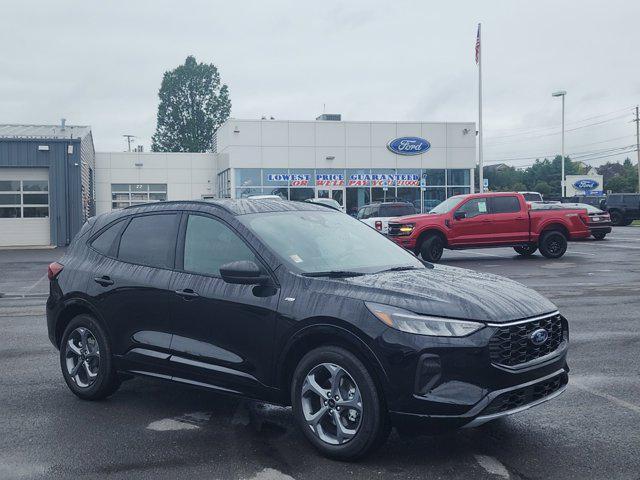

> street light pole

[{"left": 552, "top": 91, "right": 567, "bottom": 197}]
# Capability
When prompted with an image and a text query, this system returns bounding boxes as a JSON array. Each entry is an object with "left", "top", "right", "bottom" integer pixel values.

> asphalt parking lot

[{"left": 1, "top": 229, "right": 639, "bottom": 480}]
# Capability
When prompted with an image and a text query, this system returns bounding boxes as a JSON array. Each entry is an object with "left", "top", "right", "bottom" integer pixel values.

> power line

[
  {"left": 484, "top": 106, "right": 634, "bottom": 139},
  {"left": 485, "top": 114, "right": 629, "bottom": 146},
  {"left": 486, "top": 143, "right": 636, "bottom": 163}
]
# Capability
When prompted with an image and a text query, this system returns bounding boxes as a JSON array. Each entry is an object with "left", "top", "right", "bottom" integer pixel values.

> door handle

[
  {"left": 175, "top": 288, "right": 199, "bottom": 300},
  {"left": 93, "top": 276, "right": 114, "bottom": 287}
]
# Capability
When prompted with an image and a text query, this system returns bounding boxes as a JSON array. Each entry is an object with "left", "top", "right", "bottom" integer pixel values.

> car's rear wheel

[
  {"left": 609, "top": 211, "right": 624, "bottom": 226},
  {"left": 60, "top": 314, "right": 120, "bottom": 400},
  {"left": 291, "top": 346, "right": 390, "bottom": 460},
  {"left": 539, "top": 231, "right": 567, "bottom": 259},
  {"left": 514, "top": 244, "right": 538, "bottom": 256},
  {"left": 420, "top": 234, "right": 444, "bottom": 263},
  {"left": 622, "top": 218, "right": 634, "bottom": 226},
  {"left": 592, "top": 231, "right": 607, "bottom": 240}
]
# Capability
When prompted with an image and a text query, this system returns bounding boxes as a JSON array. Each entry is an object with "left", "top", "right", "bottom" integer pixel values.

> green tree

[
  {"left": 152, "top": 56, "right": 231, "bottom": 152},
  {"left": 533, "top": 180, "right": 551, "bottom": 196}
]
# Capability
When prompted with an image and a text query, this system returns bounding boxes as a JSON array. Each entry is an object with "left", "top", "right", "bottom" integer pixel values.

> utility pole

[
  {"left": 635, "top": 106, "right": 640, "bottom": 193},
  {"left": 123, "top": 135, "right": 135, "bottom": 152}
]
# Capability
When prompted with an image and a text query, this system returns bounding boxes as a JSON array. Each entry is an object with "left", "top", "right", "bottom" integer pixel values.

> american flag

[{"left": 475, "top": 24, "right": 481, "bottom": 64}]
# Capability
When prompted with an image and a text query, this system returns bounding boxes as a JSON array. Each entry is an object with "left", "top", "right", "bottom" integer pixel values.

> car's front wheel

[
  {"left": 514, "top": 244, "right": 538, "bottom": 256},
  {"left": 609, "top": 211, "right": 624, "bottom": 226},
  {"left": 60, "top": 314, "right": 120, "bottom": 400},
  {"left": 539, "top": 231, "right": 567, "bottom": 259},
  {"left": 291, "top": 346, "right": 390, "bottom": 460},
  {"left": 420, "top": 234, "right": 444, "bottom": 263}
]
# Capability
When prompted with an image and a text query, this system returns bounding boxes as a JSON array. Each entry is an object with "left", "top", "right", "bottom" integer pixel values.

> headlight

[{"left": 366, "top": 302, "right": 484, "bottom": 337}]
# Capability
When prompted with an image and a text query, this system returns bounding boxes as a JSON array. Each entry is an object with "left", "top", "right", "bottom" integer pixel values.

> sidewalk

[{"left": 0, "top": 247, "right": 66, "bottom": 297}]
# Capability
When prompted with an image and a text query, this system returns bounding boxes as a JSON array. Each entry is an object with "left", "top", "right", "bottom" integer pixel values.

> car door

[
  {"left": 448, "top": 197, "right": 492, "bottom": 245},
  {"left": 85, "top": 212, "right": 180, "bottom": 375},
  {"left": 488, "top": 195, "right": 529, "bottom": 243},
  {"left": 167, "top": 212, "right": 280, "bottom": 397}
]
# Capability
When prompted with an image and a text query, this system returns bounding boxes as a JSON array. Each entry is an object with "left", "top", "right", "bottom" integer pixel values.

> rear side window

[
  {"left": 491, "top": 196, "right": 520, "bottom": 214},
  {"left": 90, "top": 220, "right": 125, "bottom": 256},
  {"left": 117, "top": 214, "right": 179, "bottom": 269},
  {"left": 379, "top": 204, "right": 416, "bottom": 217},
  {"left": 183, "top": 214, "right": 257, "bottom": 277}
]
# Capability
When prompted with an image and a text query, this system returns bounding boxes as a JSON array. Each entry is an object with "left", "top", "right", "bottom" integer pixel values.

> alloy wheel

[
  {"left": 65, "top": 327, "right": 100, "bottom": 388},
  {"left": 301, "top": 363, "right": 363, "bottom": 445}
]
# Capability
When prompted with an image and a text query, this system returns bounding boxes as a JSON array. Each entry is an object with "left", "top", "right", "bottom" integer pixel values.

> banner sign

[
  {"left": 316, "top": 173, "right": 345, "bottom": 187},
  {"left": 266, "top": 173, "right": 311, "bottom": 186},
  {"left": 346, "top": 173, "right": 420, "bottom": 187}
]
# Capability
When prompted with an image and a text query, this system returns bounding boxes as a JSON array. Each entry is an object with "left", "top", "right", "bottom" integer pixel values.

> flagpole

[{"left": 477, "top": 23, "right": 484, "bottom": 193}]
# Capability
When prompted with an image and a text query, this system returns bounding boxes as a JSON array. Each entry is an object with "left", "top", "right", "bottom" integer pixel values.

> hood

[
  {"left": 389, "top": 213, "right": 445, "bottom": 224},
  {"left": 333, "top": 264, "right": 557, "bottom": 323}
]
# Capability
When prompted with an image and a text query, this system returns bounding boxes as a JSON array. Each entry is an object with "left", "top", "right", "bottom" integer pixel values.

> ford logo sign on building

[
  {"left": 387, "top": 137, "right": 431, "bottom": 156},
  {"left": 573, "top": 179, "right": 599, "bottom": 191}
]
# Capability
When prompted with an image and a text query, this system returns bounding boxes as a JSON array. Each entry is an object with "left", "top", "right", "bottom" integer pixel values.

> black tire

[
  {"left": 59, "top": 314, "right": 120, "bottom": 400},
  {"left": 609, "top": 211, "right": 624, "bottom": 226},
  {"left": 592, "top": 231, "right": 607, "bottom": 240},
  {"left": 514, "top": 245, "right": 538, "bottom": 256},
  {"left": 538, "top": 231, "right": 567, "bottom": 259},
  {"left": 291, "top": 346, "right": 390, "bottom": 460},
  {"left": 622, "top": 218, "right": 634, "bottom": 226},
  {"left": 420, "top": 234, "right": 444, "bottom": 263}
]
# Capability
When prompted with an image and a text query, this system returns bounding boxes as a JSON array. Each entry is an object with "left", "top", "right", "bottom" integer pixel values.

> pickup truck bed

[{"left": 388, "top": 192, "right": 591, "bottom": 262}]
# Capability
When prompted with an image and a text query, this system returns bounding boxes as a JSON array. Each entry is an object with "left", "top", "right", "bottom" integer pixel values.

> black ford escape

[{"left": 47, "top": 199, "right": 569, "bottom": 460}]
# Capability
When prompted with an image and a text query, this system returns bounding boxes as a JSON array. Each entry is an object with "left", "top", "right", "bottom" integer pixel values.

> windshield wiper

[
  {"left": 375, "top": 265, "right": 421, "bottom": 274},
  {"left": 301, "top": 270, "right": 367, "bottom": 278}
]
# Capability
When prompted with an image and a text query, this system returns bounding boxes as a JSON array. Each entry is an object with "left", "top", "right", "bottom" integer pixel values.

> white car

[{"left": 357, "top": 202, "right": 416, "bottom": 234}]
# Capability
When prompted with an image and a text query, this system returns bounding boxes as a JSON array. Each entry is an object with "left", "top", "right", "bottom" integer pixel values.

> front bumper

[
  {"left": 375, "top": 312, "right": 570, "bottom": 431},
  {"left": 388, "top": 235, "right": 417, "bottom": 250}
]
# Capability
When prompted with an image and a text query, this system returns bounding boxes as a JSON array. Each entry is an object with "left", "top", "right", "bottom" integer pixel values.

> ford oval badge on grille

[{"left": 530, "top": 328, "right": 549, "bottom": 346}]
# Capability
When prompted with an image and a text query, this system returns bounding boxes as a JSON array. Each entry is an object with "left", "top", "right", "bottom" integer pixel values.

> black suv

[
  {"left": 604, "top": 193, "right": 640, "bottom": 226},
  {"left": 564, "top": 195, "right": 607, "bottom": 210},
  {"left": 47, "top": 200, "right": 569, "bottom": 460}
]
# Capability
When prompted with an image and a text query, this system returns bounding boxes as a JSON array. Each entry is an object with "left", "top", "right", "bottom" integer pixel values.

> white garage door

[{"left": 0, "top": 168, "right": 50, "bottom": 247}]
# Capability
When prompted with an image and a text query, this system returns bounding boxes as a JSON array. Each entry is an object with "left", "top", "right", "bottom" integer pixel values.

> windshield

[
  {"left": 522, "top": 193, "right": 542, "bottom": 201},
  {"left": 239, "top": 210, "right": 423, "bottom": 274},
  {"left": 429, "top": 195, "right": 464, "bottom": 214}
]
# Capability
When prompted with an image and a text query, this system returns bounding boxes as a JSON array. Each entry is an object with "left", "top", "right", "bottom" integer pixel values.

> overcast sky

[{"left": 2, "top": 0, "right": 639, "bottom": 167}]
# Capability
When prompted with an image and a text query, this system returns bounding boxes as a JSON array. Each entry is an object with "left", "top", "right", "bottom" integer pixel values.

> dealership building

[{"left": 1, "top": 116, "right": 477, "bottom": 247}]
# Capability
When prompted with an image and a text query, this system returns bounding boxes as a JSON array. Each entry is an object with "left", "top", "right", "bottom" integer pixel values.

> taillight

[
  {"left": 375, "top": 220, "right": 382, "bottom": 230},
  {"left": 48, "top": 262, "right": 64, "bottom": 280}
]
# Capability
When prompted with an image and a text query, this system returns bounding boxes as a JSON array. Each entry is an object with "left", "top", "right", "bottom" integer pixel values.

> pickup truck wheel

[
  {"left": 592, "top": 231, "right": 607, "bottom": 240},
  {"left": 609, "top": 211, "right": 624, "bottom": 226},
  {"left": 539, "top": 231, "right": 567, "bottom": 259},
  {"left": 514, "top": 245, "right": 537, "bottom": 256},
  {"left": 420, "top": 235, "right": 444, "bottom": 263},
  {"left": 622, "top": 218, "right": 634, "bottom": 226}
]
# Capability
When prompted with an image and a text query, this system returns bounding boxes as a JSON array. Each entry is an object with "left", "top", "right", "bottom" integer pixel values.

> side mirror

[
  {"left": 220, "top": 261, "right": 270, "bottom": 285},
  {"left": 453, "top": 211, "right": 467, "bottom": 220}
]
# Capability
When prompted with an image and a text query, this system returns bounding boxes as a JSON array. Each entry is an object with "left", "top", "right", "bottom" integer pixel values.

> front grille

[
  {"left": 482, "top": 373, "right": 568, "bottom": 416},
  {"left": 489, "top": 313, "right": 565, "bottom": 367}
]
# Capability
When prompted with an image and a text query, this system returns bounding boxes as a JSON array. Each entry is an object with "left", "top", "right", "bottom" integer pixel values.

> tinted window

[
  {"left": 521, "top": 193, "right": 542, "bottom": 201},
  {"left": 379, "top": 204, "right": 416, "bottom": 217},
  {"left": 183, "top": 215, "right": 257, "bottom": 276},
  {"left": 457, "top": 198, "right": 488, "bottom": 218},
  {"left": 491, "top": 196, "right": 520, "bottom": 214},
  {"left": 118, "top": 214, "right": 179, "bottom": 268},
  {"left": 91, "top": 220, "right": 125, "bottom": 255}
]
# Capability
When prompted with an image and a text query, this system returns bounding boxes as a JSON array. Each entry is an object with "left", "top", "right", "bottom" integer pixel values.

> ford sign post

[
  {"left": 573, "top": 179, "right": 599, "bottom": 191},
  {"left": 387, "top": 137, "right": 431, "bottom": 156}
]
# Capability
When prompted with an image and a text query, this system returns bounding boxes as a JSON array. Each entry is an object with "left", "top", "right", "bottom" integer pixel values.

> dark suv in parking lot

[
  {"left": 47, "top": 199, "right": 569, "bottom": 460},
  {"left": 604, "top": 193, "right": 640, "bottom": 226}
]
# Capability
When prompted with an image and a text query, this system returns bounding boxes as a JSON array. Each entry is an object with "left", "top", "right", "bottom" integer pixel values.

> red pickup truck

[{"left": 387, "top": 192, "right": 591, "bottom": 262}]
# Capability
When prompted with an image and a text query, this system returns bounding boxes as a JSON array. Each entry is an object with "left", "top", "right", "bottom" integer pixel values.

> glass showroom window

[
  {"left": 236, "top": 169, "right": 262, "bottom": 188},
  {"left": 218, "top": 169, "right": 230, "bottom": 198},
  {"left": 111, "top": 184, "right": 167, "bottom": 209},
  {"left": 423, "top": 169, "right": 446, "bottom": 186},
  {"left": 447, "top": 169, "right": 471, "bottom": 187},
  {"left": 0, "top": 180, "right": 49, "bottom": 218},
  {"left": 423, "top": 188, "right": 446, "bottom": 212},
  {"left": 236, "top": 187, "right": 263, "bottom": 198}
]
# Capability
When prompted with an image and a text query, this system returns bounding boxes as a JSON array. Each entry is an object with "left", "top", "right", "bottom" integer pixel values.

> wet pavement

[{"left": 1, "top": 228, "right": 639, "bottom": 479}]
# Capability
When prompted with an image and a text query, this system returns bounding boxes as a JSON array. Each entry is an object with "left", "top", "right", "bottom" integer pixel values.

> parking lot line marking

[
  {"left": 568, "top": 251, "right": 597, "bottom": 256},
  {"left": 474, "top": 455, "right": 510, "bottom": 479},
  {"left": 244, "top": 468, "right": 296, "bottom": 480},
  {"left": 572, "top": 382, "right": 640, "bottom": 415}
]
